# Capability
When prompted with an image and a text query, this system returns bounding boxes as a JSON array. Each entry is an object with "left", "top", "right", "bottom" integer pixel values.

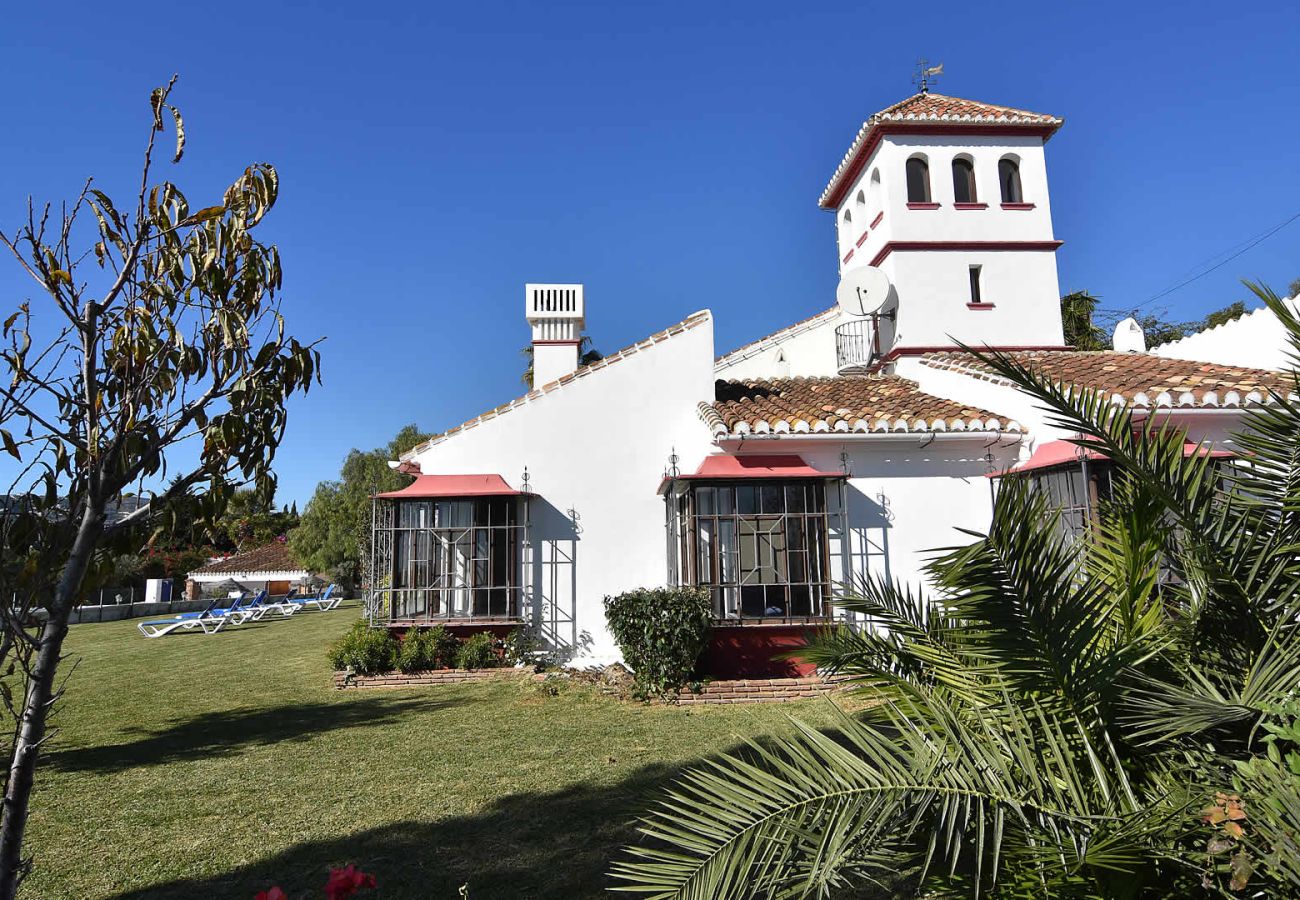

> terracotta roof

[
  {"left": 819, "top": 92, "right": 1063, "bottom": 208},
  {"left": 715, "top": 306, "right": 839, "bottom": 368},
  {"left": 191, "top": 541, "right": 304, "bottom": 576},
  {"left": 403, "top": 311, "right": 712, "bottom": 459},
  {"left": 702, "top": 376, "right": 1018, "bottom": 436},
  {"left": 918, "top": 351, "right": 1295, "bottom": 409}
]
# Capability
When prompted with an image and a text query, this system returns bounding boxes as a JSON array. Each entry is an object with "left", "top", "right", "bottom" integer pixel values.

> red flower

[
  {"left": 254, "top": 888, "right": 288, "bottom": 900},
  {"left": 324, "top": 865, "right": 377, "bottom": 899}
]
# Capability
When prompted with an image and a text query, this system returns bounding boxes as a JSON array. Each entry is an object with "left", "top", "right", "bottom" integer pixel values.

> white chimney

[
  {"left": 1112, "top": 316, "right": 1146, "bottom": 353},
  {"left": 525, "top": 283, "right": 585, "bottom": 387}
]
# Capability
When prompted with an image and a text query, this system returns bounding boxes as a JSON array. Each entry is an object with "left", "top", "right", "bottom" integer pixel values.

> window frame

[
  {"left": 952, "top": 156, "right": 978, "bottom": 204},
  {"left": 905, "top": 156, "right": 932, "bottom": 204},
  {"left": 380, "top": 496, "right": 523, "bottom": 623},
  {"left": 671, "top": 480, "right": 834, "bottom": 624},
  {"left": 998, "top": 158, "right": 1024, "bottom": 204}
]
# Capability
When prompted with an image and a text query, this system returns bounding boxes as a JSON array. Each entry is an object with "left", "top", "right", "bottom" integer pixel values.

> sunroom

[
  {"left": 660, "top": 455, "right": 847, "bottom": 625},
  {"left": 367, "top": 474, "right": 532, "bottom": 628}
]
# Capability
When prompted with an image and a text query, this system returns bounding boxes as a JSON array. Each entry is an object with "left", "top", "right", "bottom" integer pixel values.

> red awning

[
  {"left": 660, "top": 455, "right": 842, "bottom": 493},
  {"left": 991, "top": 439, "right": 1232, "bottom": 477},
  {"left": 374, "top": 474, "right": 523, "bottom": 499}
]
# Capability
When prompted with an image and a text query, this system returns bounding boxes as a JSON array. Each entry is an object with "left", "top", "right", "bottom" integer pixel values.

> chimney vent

[
  {"left": 1111, "top": 316, "right": 1146, "bottom": 353},
  {"left": 525, "top": 283, "right": 586, "bottom": 386}
]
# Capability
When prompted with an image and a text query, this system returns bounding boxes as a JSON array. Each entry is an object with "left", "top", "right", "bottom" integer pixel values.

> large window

[
  {"left": 671, "top": 481, "right": 831, "bottom": 622},
  {"left": 905, "top": 156, "right": 931, "bottom": 203},
  {"left": 385, "top": 497, "right": 521, "bottom": 621},
  {"left": 1028, "top": 463, "right": 1112, "bottom": 545}
]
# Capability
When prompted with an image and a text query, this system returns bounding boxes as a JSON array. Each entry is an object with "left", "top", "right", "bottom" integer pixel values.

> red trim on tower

[
  {"left": 967, "top": 303, "right": 996, "bottom": 310},
  {"left": 531, "top": 339, "right": 581, "bottom": 346},
  {"left": 870, "top": 211, "right": 884, "bottom": 229},
  {"left": 1001, "top": 202, "right": 1036, "bottom": 210},
  {"left": 868, "top": 240, "right": 1064, "bottom": 267},
  {"left": 842, "top": 248, "right": 854, "bottom": 263},
  {"left": 821, "top": 122, "right": 1059, "bottom": 210},
  {"left": 953, "top": 202, "right": 988, "bottom": 210},
  {"left": 906, "top": 202, "right": 941, "bottom": 210},
  {"left": 855, "top": 231, "right": 869, "bottom": 247}
]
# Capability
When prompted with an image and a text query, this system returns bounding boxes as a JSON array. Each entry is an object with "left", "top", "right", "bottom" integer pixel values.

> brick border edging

[
  {"left": 673, "top": 675, "right": 847, "bottom": 705},
  {"left": 333, "top": 668, "right": 519, "bottom": 689}
]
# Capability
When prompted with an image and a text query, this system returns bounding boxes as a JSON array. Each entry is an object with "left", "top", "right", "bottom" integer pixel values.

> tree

[
  {"left": 1289, "top": 276, "right": 1300, "bottom": 300},
  {"left": 519, "top": 334, "right": 601, "bottom": 388},
  {"left": 210, "top": 488, "right": 299, "bottom": 551},
  {"left": 1060, "top": 290, "right": 1107, "bottom": 350},
  {"left": 611, "top": 286, "right": 1300, "bottom": 897},
  {"left": 0, "top": 79, "right": 320, "bottom": 895},
  {"left": 290, "top": 424, "right": 432, "bottom": 590}
]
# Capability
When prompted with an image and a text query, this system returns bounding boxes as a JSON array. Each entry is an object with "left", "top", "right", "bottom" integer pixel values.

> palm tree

[{"left": 610, "top": 283, "right": 1300, "bottom": 898}]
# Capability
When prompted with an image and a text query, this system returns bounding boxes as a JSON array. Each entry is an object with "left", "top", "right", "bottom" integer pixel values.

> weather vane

[{"left": 913, "top": 58, "right": 944, "bottom": 93}]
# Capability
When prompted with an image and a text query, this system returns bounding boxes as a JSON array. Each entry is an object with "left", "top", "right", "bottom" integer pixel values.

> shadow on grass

[
  {"left": 111, "top": 759, "right": 685, "bottom": 900},
  {"left": 46, "top": 695, "right": 451, "bottom": 774}
]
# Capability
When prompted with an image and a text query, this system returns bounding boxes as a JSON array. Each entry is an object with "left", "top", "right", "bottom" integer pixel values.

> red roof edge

[
  {"left": 375, "top": 474, "right": 522, "bottom": 499},
  {"left": 659, "top": 454, "right": 844, "bottom": 494}
]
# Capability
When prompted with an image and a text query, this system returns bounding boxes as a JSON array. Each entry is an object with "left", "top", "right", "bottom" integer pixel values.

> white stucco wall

[
  {"left": 714, "top": 308, "right": 844, "bottom": 380},
  {"left": 405, "top": 313, "right": 718, "bottom": 661},
  {"left": 1152, "top": 299, "right": 1299, "bottom": 372}
]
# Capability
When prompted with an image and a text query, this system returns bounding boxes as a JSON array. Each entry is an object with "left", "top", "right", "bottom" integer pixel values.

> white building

[
  {"left": 371, "top": 91, "right": 1292, "bottom": 676},
  {"left": 1152, "top": 296, "right": 1300, "bottom": 372}
]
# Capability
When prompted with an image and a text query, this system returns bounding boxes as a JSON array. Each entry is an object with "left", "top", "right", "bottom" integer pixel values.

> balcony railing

[{"left": 835, "top": 318, "right": 877, "bottom": 373}]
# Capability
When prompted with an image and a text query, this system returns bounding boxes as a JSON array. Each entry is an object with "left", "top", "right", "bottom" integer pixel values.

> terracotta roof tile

[
  {"left": 704, "top": 376, "right": 1018, "bottom": 436},
  {"left": 918, "top": 351, "right": 1294, "bottom": 408},
  {"left": 820, "top": 92, "right": 1063, "bottom": 207},
  {"left": 191, "top": 541, "right": 304, "bottom": 575}
]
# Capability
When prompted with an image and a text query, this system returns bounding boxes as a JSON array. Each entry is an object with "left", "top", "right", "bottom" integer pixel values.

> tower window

[
  {"left": 905, "top": 156, "right": 931, "bottom": 203},
  {"left": 969, "top": 265, "right": 984, "bottom": 305},
  {"left": 952, "top": 157, "right": 977, "bottom": 204},
  {"left": 999, "top": 158, "right": 1023, "bottom": 203}
]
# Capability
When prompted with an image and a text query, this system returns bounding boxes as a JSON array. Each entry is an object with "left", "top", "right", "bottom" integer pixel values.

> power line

[{"left": 1133, "top": 209, "right": 1300, "bottom": 311}]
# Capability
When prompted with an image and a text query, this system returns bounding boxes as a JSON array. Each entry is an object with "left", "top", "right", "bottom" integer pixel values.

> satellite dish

[{"left": 836, "top": 266, "right": 891, "bottom": 317}]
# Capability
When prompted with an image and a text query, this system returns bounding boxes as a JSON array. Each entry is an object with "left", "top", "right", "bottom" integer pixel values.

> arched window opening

[
  {"left": 840, "top": 210, "right": 853, "bottom": 250},
  {"left": 999, "top": 158, "right": 1023, "bottom": 204},
  {"left": 952, "top": 157, "right": 977, "bottom": 204},
  {"left": 905, "top": 157, "right": 930, "bottom": 203}
]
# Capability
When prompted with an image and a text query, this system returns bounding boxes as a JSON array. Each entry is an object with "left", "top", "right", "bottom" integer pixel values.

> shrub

[
  {"left": 327, "top": 620, "right": 398, "bottom": 675},
  {"left": 603, "top": 586, "right": 712, "bottom": 700},
  {"left": 456, "top": 632, "right": 498, "bottom": 670},
  {"left": 503, "top": 626, "right": 543, "bottom": 668},
  {"left": 396, "top": 625, "right": 458, "bottom": 672}
]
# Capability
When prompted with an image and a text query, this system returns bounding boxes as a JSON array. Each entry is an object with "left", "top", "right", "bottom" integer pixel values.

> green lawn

[{"left": 27, "top": 604, "right": 843, "bottom": 899}]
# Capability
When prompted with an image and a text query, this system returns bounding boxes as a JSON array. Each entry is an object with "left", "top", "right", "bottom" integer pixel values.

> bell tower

[{"left": 821, "top": 91, "right": 1068, "bottom": 358}]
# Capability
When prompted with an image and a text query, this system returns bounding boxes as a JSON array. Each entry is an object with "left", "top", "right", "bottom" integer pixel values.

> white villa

[{"left": 367, "top": 90, "right": 1291, "bottom": 676}]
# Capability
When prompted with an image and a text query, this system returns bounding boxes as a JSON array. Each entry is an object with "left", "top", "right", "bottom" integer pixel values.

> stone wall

[
  {"left": 674, "top": 676, "right": 844, "bottom": 705},
  {"left": 334, "top": 668, "right": 518, "bottom": 689}
]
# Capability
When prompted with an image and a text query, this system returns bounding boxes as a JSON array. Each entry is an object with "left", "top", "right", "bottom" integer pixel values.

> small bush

[
  {"left": 503, "top": 626, "right": 543, "bottom": 668},
  {"left": 604, "top": 586, "right": 712, "bottom": 700},
  {"left": 456, "top": 632, "right": 498, "bottom": 670},
  {"left": 396, "top": 625, "right": 460, "bottom": 672},
  {"left": 327, "top": 620, "right": 398, "bottom": 675}
]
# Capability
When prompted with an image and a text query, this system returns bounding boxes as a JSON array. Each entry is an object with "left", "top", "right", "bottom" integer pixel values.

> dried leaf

[
  {"left": 1222, "top": 821, "right": 1244, "bottom": 839},
  {"left": 0, "top": 429, "right": 18, "bottom": 460},
  {"left": 168, "top": 104, "right": 185, "bottom": 162},
  {"left": 181, "top": 206, "right": 225, "bottom": 226}
]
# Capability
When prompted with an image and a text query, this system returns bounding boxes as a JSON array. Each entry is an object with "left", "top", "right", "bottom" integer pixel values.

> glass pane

[
  {"left": 696, "top": 486, "right": 714, "bottom": 516},
  {"left": 760, "top": 484, "right": 782, "bottom": 514},
  {"left": 737, "top": 486, "right": 757, "bottom": 515},
  {"left": 717, "top": 486, "right": 735, "bottom": 515},
  {"left": 785, "top": 484, "right": 805, "bottom": 513}
]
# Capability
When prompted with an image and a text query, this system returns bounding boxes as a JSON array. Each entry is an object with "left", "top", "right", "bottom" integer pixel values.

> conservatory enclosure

[{"left": 367, "top": 474, "right": 532, "bottom": 626}]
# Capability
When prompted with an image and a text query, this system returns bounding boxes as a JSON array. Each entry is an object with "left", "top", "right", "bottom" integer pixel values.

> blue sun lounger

[
  {"left": 284, "top": 584, "right": 341, "bottom": 612},
  {"left": 136, "top": 593, "right": 251, "bottom": 638}
]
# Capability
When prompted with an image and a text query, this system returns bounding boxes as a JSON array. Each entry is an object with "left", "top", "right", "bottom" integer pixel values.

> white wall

[
  {"left": 714, "top": 308, "right": 844, "bottom": 380},
  {"left": 407, "top": 313, "right": 718, "bottom": 661},
  {"left": 1152, "top": 299, "right": 1299, "bottom": 372}
]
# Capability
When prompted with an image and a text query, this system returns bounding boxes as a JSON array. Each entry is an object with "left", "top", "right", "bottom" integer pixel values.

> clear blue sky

[{"left": 2, "top": 1, "right": 1298, "bottom": 507}]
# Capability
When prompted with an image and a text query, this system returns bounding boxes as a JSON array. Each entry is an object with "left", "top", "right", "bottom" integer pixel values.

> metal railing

[{"left": 834, "top": 318, "right": 877, "bottom": 373}]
